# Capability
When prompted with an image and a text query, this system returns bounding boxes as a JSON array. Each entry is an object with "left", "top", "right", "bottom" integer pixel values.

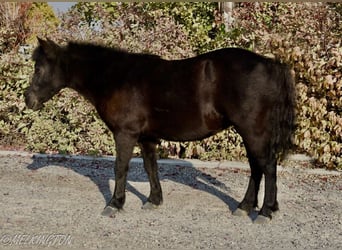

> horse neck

[
  {"left": 65, "top": 51, "right": 124, "bottom": 107},
  {"left": 65, "top": 59, "right": 99, "bottom": 106}
]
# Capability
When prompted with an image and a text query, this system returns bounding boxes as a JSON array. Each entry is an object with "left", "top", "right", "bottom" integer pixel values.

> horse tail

[{"left": 270, "top": 62, "right": 296, "bottom": 160}]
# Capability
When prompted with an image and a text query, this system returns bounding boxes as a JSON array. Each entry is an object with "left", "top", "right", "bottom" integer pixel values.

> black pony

[{"left": 25, "top": 38, "right": 296, "bottom": 223}]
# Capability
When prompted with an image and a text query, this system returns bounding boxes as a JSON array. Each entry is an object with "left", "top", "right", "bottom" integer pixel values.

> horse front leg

[
  {"left": 102, "top": 132, "right": 137, "bottom": 217},
  {"left": 139, "top": 140, "right": 163, "bottom": 209}
]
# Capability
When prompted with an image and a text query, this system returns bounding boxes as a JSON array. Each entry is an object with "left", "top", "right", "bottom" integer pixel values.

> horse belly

[{"left": 149, "top": 108, "right": 225, "bottom": 141}]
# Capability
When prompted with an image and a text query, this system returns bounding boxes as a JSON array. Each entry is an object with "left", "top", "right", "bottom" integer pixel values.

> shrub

[
  {"left": 0, "top": 2, "right": 32, "bottom": 53},
  {"left": 0, "top": 3, "right": 340, "bottom": 169}
]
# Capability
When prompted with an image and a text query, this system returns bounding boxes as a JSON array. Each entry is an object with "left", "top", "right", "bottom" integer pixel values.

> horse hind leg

[
  {"left": 255, "top": 155, "right": 279, "bottom": 222},
  {"left": 251, "top": 151, "right": 279, "bottom": 223},
  {"left": 233, "top": 153, "right": 263, "bottom": 216},
  {"left": 234, "top": 133, "right": 279, "bottom": 223}
]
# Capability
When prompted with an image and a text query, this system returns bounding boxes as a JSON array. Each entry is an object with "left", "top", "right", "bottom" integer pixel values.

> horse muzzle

[{"left": 24, "top": 91, "right": 43, "bottom": 111}]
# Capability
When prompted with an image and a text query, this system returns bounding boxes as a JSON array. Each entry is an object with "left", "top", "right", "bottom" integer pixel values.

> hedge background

[{"left": 0, "top": 2, "right": 341, "bottom": 169}]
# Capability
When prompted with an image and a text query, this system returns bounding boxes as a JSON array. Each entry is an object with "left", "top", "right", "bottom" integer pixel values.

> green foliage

[
  {"left": 0, "top": 3, "right": 58, "bottom": 51},
  {"left": 25, "top": 90, "right": 115, "bottom": 155},
  {"left": 0, "top": 2, "right": 32, "bottom": 53},
  {"left": 143, "top": 2, "right": 226, "bottom": 53},
  {"left": 26, "top": 2, "right": 59, "bottom": 44},
  {"left": 0, "top": 51, "right": 33, "bottom": 147},
  {"left": 0, "top": 2, "right": 341, "bottom": 169},
  {"left": 68, "top": 2, "right": 226, "bottom": 54}
]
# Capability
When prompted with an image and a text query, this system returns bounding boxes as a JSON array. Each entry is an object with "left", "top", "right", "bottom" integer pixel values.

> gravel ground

[{"left": 0, "top": 151, "right": 341, "bottom": 249}]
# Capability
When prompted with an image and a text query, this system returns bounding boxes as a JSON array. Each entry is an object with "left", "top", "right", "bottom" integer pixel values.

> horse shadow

[{"left": 26, "top": 154, "right": 240, "bottom": 214}]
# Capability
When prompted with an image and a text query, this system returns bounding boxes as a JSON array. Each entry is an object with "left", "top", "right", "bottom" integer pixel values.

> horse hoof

[
  {"left": 232, "top": 208, "right": 248, "bottom": 217},
  {"left": 254, "top": 215, "right": 271, "bottom": 224},
  {"left": 142, "top": 202, "right": 159, "bottom": 210},
  {"left": 101, "top": 206, "right": 119, "bottom": 217}
]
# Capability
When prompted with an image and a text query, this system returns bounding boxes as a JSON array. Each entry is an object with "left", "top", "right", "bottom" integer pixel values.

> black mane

[{"left": 66, "top": 41, "right": 161, "bottom": 61}]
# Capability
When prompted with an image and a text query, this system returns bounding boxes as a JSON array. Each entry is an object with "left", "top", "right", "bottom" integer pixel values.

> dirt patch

[{"left": 0, "top": 152, "right": 341, "bottom": 249}]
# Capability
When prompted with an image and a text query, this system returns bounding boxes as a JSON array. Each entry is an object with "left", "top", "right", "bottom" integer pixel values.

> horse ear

[
  {"left": 37, "top": 37, "right": 45, "bottom": 45},
  {"left": 37, "top": 37, "right": 59, "bottom": 59},
  {"left": 46, "top": 38, "right": 58, "bottom": 47}
]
